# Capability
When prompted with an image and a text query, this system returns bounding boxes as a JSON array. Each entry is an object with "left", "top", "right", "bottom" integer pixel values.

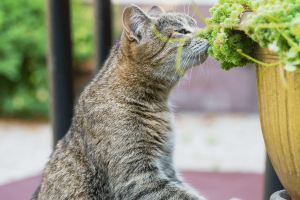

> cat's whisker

[
  {"left": 207, "top": 56, "right": 212, "bottom": 82},
  {"left": 168, "top": 53, "right": 189, "bottom": 88},
  {"left": 189, "top": 63, "right": 193, "bottom": 87},
  {"left": 191, "top": 54, "right": 196, "bottom": 68},
  {"left": 180, "top": 53, "right": 189, "bottom": 65},
  {"left": 170, "top": 52, "right": 192, "bottom": 88},
  {"left": 209, "top": 56, "right": 215, "bottom": 82},
  {"left": 203, "top": 56, "right": 214, "bottom": 88},
  {"left": 191, "top": 2, "right": 200, "bottom": 18},
  {"left": 195, "top": 52, "right": 204, "bottom": 80},
  {"left": 184, "top": 54, "right": 193, "bottom": 69},
  {"left": 180, "top": 53, "right": 192, "bottom": 71},
  {"left": 188, "top": 56, "right": 197, "bottom": 87}
]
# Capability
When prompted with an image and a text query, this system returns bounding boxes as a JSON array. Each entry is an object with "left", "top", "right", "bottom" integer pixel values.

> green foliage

[
  {"left": 0, "top": 0, "right": 48, "bottom": 117},
  {"left": 200, "top": 0, "right": 255, "bottom": 70},
  {"left": 245, "top": 0, "right": 300, "bottom": 71},
  {"left": 200, "top": 0, "right": 300, "bottom": 71},
  {"left": 0, "top": 0, "right": 94, "bottom": 117}
]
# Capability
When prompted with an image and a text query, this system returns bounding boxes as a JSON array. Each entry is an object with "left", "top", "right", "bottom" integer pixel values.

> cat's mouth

[
  {"left": 189, "top": 40, "right": 210, "bottom": 66},
  {"left": 174, "top": 39, "right": 210, "bottom": 71},
  {"left": 180, "top": 51, "right": 209, "bottom": 71},
  {"left": 193, "top": 51, "right": 209, "bottom": 65},
  {"left": 190, "top": 39, "right": 209, "bottom": 54}
]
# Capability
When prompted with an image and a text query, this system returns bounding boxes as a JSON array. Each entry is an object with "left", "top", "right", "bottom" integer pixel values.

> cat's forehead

[{"left": 154, "top": 12, "right": 197, "bottom": 28}]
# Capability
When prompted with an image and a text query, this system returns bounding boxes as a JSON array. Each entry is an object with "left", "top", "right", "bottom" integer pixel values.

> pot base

[{"left": 270, "top": 190, "right": 293, "bottom": 200}]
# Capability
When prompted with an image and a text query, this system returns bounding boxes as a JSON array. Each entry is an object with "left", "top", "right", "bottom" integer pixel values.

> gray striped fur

[{"left": 32, "top": 5, "right": 209, "bottom": 200}]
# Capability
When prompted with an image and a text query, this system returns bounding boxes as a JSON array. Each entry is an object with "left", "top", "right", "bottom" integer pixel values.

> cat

[{"left": 32, "top": 5, "right": 210, "bottom": 200}]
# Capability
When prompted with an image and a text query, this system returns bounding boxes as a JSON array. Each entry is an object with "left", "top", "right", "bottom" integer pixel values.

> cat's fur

[{"left": 32, "top": 5, "right": 209, "bottom": 200}]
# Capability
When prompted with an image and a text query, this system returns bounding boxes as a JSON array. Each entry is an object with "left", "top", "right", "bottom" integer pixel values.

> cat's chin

[{"left": 184, "top": 51, "right": 209, "bottom": 70}]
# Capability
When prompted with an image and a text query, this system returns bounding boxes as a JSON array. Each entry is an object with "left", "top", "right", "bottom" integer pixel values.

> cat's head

[{"left": 121, "top": 5, "right": 209, "bottom": 86}]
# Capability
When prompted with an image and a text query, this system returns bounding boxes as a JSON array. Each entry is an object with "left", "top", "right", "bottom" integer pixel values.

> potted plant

[{"left": 192, "top": 0, "right": 300, "bottom": 199}]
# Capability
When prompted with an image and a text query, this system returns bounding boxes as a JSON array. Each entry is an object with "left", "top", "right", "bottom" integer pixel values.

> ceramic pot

[{"left": 255, "top": 45, "right": 300, "bottom": 200}]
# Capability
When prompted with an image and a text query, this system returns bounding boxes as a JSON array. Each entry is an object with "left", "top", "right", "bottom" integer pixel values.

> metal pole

[
  {"left": 94, "top": 0, "right": 112, "bottom": 70},
  {"left": 46, "top": 0, "right": 74, "bottom": 149},
  {"left": 263, "top": 154, "right": 284, "bottom": 200}
]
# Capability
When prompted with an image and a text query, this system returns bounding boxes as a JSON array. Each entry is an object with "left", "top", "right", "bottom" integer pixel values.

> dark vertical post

[
  {"left": 94, "top": 0, "right": 112, "bottom": 70},
  {"left": 263, "top": 154, "right": 284, "bottom": 200},
  {"left": 46, "top": 0, "right": 74, "bottom": 149}
]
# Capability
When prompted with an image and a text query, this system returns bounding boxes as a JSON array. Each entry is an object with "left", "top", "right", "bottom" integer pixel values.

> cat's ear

[
  {"left": 148, "top": 6, "right": 165, "bottom": 15},
  {"left": 122, "top": 5, "right": 151, "bottom": 42}
]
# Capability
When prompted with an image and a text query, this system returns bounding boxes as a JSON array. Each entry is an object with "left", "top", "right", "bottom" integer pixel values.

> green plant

[
  {"left": 199, "top": 0, "right": 255, "bottom": 70},
  {"left": 199, "top": 0, "right": 300, "bottom": 71}
]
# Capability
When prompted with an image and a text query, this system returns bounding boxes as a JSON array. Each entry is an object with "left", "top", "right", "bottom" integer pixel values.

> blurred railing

[{"left": 47, "top": 0, "right": 112, "bottom": 147}]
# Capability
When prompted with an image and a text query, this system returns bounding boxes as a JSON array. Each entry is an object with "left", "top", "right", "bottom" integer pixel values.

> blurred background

[{"left": 0, "top": 0, "right": 266, "bottom": 199}]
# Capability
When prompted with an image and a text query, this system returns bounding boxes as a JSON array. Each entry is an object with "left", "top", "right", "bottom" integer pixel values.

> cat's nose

[
  {"left": 203, "top": 39, "right": 210, "bottom": 47},
  {"left": 198, "top": 38, "right": 209, "bottom": 46}
]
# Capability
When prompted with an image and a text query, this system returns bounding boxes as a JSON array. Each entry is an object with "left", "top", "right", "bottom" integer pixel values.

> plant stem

[
  {"left": 150, "top": 23, "right": 192, "bottom": 74},
  {"left": 267, "top": 15, "right": 300, "bottom": 52},
  {"left": 191, "top": 1, "right": 206, "bottom": 24},
  {"left": 176, "top": 43, "right": 184, "bottom": 75},
  {"left": 150, "top": 24, "right": 191, "bottom": 44},
  {"left": 237, "top": 49, "right": 286, "bottom": 91},
  {"left": 237, "top": 49, "right": 284, "bottom": 67},
  {"left": 279, "top": 63, "right": 288, "bottom": 89},
  {"left": 274, "top": 27, "right": 300, "bottom": 52}
]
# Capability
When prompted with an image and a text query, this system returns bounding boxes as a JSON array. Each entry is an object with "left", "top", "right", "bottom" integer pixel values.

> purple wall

[{"left": 170, "top": 59, "right": 258, "bottom": 113}]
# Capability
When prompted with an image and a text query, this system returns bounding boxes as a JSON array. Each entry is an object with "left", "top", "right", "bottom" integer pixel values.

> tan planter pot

[{"left": 255, "top": 45, "right": 300, "bottom": 200}]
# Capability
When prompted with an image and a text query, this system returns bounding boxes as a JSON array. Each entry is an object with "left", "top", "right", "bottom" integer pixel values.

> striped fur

[{"left": 32, "top": 5, "right": 209, "bottom": 200}]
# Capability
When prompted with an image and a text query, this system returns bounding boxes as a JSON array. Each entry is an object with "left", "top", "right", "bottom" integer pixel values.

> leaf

[{"left": 284, "top": 63, "right": 297, "bottom": 71}]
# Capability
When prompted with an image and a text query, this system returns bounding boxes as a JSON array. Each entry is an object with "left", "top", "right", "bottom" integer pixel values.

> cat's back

[{"left": 33, "top": 37, "right": 147, "bottom": 199}]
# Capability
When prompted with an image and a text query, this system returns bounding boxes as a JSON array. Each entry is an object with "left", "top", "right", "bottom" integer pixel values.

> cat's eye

[{"left": 176, "top": 29, "right": 190, "bottom": 34}]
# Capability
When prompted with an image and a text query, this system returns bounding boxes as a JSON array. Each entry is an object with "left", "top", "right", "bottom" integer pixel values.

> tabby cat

[{"left": 32, "top": 5, "right": 211, "bottom": 200}]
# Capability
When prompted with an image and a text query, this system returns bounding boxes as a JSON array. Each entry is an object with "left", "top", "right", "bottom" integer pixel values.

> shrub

[{"left": 0, "top": 0, "right": 94, "bottom": 118}]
